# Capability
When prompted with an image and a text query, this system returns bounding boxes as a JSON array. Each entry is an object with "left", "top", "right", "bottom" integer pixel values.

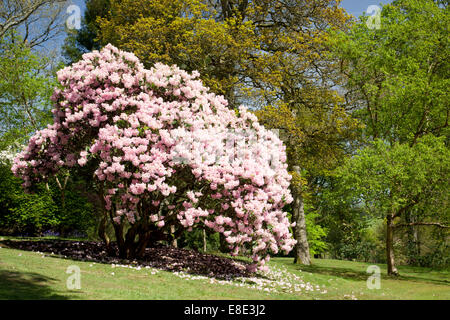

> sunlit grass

[{"left": 0, "top": 240, "right": 448, "bottom": 300}]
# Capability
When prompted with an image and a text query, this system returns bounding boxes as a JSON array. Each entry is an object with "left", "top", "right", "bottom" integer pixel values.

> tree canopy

[{"left": 330, "top": 0, "right": 449, "bottom": 145}]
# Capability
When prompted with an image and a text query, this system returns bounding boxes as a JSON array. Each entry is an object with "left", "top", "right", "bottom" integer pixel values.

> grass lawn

[{"left": 0, "top": 238, "right": 448, "bottom": 300}]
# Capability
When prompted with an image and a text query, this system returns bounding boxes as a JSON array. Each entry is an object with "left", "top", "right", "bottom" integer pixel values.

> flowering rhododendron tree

[{"left": 12, "top": 44, "right": 295, "bottom": 271}]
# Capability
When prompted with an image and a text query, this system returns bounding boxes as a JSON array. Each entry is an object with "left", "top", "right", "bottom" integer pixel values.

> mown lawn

[{"left": 0, "top": 238, "right": 448, "bottom": 300}]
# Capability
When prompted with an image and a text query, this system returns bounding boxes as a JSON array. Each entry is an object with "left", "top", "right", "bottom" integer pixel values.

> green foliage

[
  {"left": 92, "top": 0, "right": 256, "bottom": 103},
  {"left": 0, "top": 164, "right": 96, "bottom": 237},
  {"left": 0, "top": 164, "right": 57, "bottom": 235},
  {"left": 283, "top": 202, "right": 328, "bottom": 256},
  {"left": 331, "top": 219, "right": 386, "bottom": 263},
  {"left": 332, "top": 135, "right": 449, "bottom": 267},
  {"left": 305, "top": 211, "right": 328, "bottom": 256},
  {"left": 47, "top": 178, "right": 97, "bottom": 238},
  {"left": 0, "top": 35, "right": 55, "bottom": 147},
  {"left": 396, "top": 222, "right": 450, "bottom": 268},
  {"left": 336, "top": 135, "right": 449, "bottom": 221},
  {"left": 330, "top": 0, "right": 449, "bottom": 144},
  {"left": 326, "top": 0, "right": 449, "bottom": 268},
  {"left": 178, "top": 228, "right": 221, "bottom": 252}
]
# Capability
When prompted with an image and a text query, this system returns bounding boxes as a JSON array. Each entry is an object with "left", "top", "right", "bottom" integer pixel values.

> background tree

[
  {"left": 0, "top": 0, "right": 67, "bottom": 48},
  {"left": 0, "top": 35, "right": 55, "bottom": 148},
  {"left": 331, "top": 0, "right": 449, "bottom": 145},
  {"left": 247, "top": 0, "right": 360, "bottom": 264},
  {"left": 0, "top": 1, "right": 99, "bottom": 239},
  {"left": 95, "top": 0, "right": 256, "bottom": 106},
  {"left": 0, "top": 145, "right": 96, "bottom": 237},
  {"left": 335, "top": 135, "right": 449, "bottom": 275},
  {"left": 329, "top": 0, "right": 449, "bottom": 274}
]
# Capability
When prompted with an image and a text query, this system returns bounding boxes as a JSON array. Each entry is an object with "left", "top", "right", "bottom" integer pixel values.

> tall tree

[
  {"left": 331, "top": 0, "right": 449, "bottom": 146},
  {"left": 95, "top": 0, "right": 256, "bottom": 106},
  {"left": 329, "top": 0, "right": 449, "bottom": 274},
  {"left": 0, "top": 0, "right": 68, "bottom": 148},
  {"left": 248, "top": 0, "right": 359, "bottom": 264},
  {"left": 335, "top": 136, "right": 449, "bottom": 275}
]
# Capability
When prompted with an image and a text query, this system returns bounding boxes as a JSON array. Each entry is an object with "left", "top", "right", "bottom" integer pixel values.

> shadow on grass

[
  {"left": 292, "top": 263, "right": 450, "bottom": 286},
  {"left": 296, "top": 264, "right": 371, "bottom": 282},
  {"left": 394, "top": 269, "right": 450, "bottom": 286},
  {"left": 0, "top": 270, "right": 77, "bottom": 300}
]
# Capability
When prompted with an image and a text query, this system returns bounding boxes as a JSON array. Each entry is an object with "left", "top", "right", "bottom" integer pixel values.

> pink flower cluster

[{"left": 12, "top": 44, "right": 296, "bottom": 271}]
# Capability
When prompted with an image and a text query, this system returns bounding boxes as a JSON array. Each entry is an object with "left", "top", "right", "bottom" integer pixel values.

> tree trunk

[
  {"left": 96, "top": 191, "right": 115, "bottom": 255},
  {"left": 135, "top": 230, "right": 151, "bottom": 258},
  {"left": 111, "top": 218, "right": 126, "bottom": 257},
  {"left": 219, "top": 233, "right": 230, "bottom": 253},
  {"left": 113, "top": 220, "right": 170, "bottom": 259},
  {"left": 386, "top": 214, "right": 399, "bottom": 276},
  {"left": 292, "top": 166, "right": 311, "bottom": 265},
  {"left": 414, "top": 224, "right": 420, "bottom": 256},
  {"left": 412, "top": 214, "right": 421, "bottom": 256},
  {"left": 171, "top": 224, "right": 178, "bottom": 248},
  {"left": 98, "top": 210, "right": 114, "bottom": 255},
  {"left": 203, "top": 228, "right": 207, "bottom": 252}
]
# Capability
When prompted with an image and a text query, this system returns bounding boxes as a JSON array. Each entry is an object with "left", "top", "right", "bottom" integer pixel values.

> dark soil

[{"left": 0, "top": 239, "right": 251, "bottom": 279}]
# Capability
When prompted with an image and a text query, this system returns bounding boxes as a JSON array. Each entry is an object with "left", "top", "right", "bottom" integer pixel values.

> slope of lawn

[{"left": 0, "top": 238, "right": 448, "bottom": 300}]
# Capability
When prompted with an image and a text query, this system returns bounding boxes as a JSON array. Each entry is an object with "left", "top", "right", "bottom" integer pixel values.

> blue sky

[
  {"left": 67, "top": 0, "right": 395, "bottom": 22},
  {"left": 341, "top": 0, "right": 393, "bottom": 17}
]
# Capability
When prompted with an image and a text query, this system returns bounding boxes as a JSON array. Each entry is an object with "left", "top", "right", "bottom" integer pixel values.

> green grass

[
  {"left": 271, "top": 258, "right": 450, "bottom": 300},
  {"left": 0, "top": 239, "right": 448, "bottom": 300}
]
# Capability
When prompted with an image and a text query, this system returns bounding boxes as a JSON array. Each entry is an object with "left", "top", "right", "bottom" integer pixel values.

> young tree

[
  {"left": 12, "top": 44, "right": 296, "bottom": 271},
  {"left": 335, "top": 135, "right": 449, "bottom": 275}
]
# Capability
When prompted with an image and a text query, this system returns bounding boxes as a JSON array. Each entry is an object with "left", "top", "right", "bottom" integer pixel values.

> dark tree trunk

[
  {"left": 292, "top": 166, "right": 311, "bottom": 265},
  {"left": 112, "top": 220, "right": 172, "bottom": 259},
  {"left": 219, "top": 233, "right": 230, "bottom": 253},
  {"left": 135, "top": 230, "right": 151, "bottom": 257},
  {"left": 386, "top": 214, "right": 399, "bottom": 276}
]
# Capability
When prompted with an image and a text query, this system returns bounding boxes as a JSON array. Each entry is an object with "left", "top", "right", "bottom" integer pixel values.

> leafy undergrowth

[{"left": 0, "top": 237, "right": 449, "bottom": 300}]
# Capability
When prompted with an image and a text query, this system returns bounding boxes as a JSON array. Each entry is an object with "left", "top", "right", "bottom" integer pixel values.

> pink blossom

[{"left": 11, "top": 44, "right": 295, "bottom": 272}]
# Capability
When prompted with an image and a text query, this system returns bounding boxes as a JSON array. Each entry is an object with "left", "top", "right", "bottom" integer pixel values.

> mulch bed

[{"left": 0, "top": 239, "right": 251, "bottom": 279}]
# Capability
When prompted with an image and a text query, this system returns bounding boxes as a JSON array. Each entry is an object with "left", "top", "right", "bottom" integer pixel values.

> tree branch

[{"left": 394, "top": 222, "right": 449, "bottom": 229}]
